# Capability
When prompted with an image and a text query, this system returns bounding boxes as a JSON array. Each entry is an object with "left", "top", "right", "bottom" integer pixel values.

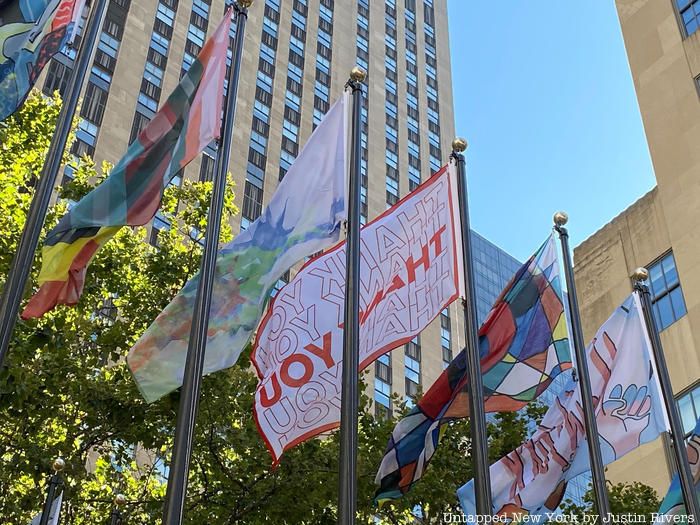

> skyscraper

[{"left": 38, "top": 0, "right": 522, "bottom": 415}]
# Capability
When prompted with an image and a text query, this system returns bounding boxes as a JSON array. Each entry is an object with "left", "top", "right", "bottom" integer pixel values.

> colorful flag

[
  {"left": 1, "top": 0, "right": 85, "bottom": 121},
  {"left": 655, "top": 417, "right": 700, "bottom": 522},
  {"left": 374, "top": 235, "right": 570, "bottom": 504},
  {"left": 457, "top": 294, "right": 669, "bottom": 518},
  {"left": 21, "top": 9, "right": 232, "bottom": 319},
  {"left": 29, "top": 491, "right": 62, "bottom": 525},
  {"left": 127, "top": 91, "right": 350, "bottom": 403},
  {"left": 252, "top": 163, "right": 463, "bottom": 464}
]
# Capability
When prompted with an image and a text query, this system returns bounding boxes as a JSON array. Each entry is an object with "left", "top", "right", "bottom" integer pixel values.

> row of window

[
  {"left": 240, "top": 0, "right": 282, "bottom": 231},
  {"left": 44, "top": 0, "right": 131, "bottom": 171},
  {"left": 279, "top": 0, "right": 308, "bottom": 181},
  {"left": 356, "top": 1, "right": 369, "bottom": 227}
]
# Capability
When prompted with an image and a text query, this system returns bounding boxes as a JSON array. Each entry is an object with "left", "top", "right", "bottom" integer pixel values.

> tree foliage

[
  {"left": 561, "top": 481, "right": 661, "bottom": 521},
  {"left": 0, "top": 92, "right": 537, "bottom": 524}
]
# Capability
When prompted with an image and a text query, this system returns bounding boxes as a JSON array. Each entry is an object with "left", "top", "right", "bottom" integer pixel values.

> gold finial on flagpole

[
  {"left": 52, "top": 458, "right": 65, "bottom": 472},
  {"left": 553, "top": 211, "right": 569, "bottom": 226},
  {"left": 350, "top": 67, "right": 366, "bottom": 83},
  {"left": 452, "top": 137, "right": 467, "bottom": 152},
  {"left": 632, "top": 267, "right": 649, "bottom": 282}
]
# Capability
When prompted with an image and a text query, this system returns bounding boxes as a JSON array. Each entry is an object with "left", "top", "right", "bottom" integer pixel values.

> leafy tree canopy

[{"left": 561, "top": 481, "right": 662, "bottom": 522}]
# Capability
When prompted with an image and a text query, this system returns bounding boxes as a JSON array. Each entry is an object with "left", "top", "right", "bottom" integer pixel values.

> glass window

[
  {"left": 677, "top": 382, "right": 700, "bottom": 439},
  {"left": 43, "top": 61, "right": 71, "bottom": 98},
  {"left": 677, "top": 0, "right": 700, "bottom": 37},
  {"left": 242, "top": 181, "right": 263, "bottom": 222},
  {"left": 647, "top": 253, "right": 687, "bottom": 331},
  {"left": 199, "top": 153, "right": 215, "bottom": 182},
  {"left": 374, "top": 377, "right": 391, "bottom": 411}
]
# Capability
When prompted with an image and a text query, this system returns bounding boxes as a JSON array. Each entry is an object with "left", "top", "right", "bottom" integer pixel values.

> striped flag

[
  {"left": 374, "top": 235, "right": 571, "bottom": 503},
  {"left": 1, "top": 0, "right": 85, "bottom": 121},
  {"left": 21, "top": 9, "right": 232, "bottom": 319}
]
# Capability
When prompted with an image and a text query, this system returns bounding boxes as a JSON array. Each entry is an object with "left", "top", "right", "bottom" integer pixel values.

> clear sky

[{"left": 446, "top": 0, "right": 657, "bottom": 262}]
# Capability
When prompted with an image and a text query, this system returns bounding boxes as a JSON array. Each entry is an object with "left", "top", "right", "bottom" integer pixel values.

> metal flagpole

[
  {"left": 39, "top": 458, "right": 65, "bottom": 525},
  {"left": 109, "top": 494, "right": 127, "bottom": 525},
  {"left": 633, "top": 267, "right": 700, "bottom": 522},
  {"left": 553, "top": 212, "right": 611, "bottom": 519},
  {"left": 161, "top": 2, "right": 250, "bottom": 524},
  {"left": 337, "top": 66, "right": 365, "bottom": 525},
  {"left": 0, "top": 0, "right": 109, "bottom": 369},
  {"left": 451, "top": 138, "right": 493, "bottom": 515}
]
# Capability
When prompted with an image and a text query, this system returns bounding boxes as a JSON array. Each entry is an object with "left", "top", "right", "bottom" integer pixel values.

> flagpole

[
  {"left": 337, "top": 66, "right": 365, "bottom": 525},
  {"left": 109, "top": 494, "right": 127, "bottom": 525},
  {"left": 39, "top": 458, "right": 65, "bottom": 525},
  {"left": 161, "top": 2, "right": 249, "bottom": 524},
  {"left": 553, "top": 212, "right": 611, "bottom": 518},
  {"left": 0, "top": 0, "right": 109, "bottom": 369},
  {"left": 451, "top": 138, "right": 493, "bottom": 515},
  {"left": 633, "top": 267, "right": 700, "bottom": 522}
]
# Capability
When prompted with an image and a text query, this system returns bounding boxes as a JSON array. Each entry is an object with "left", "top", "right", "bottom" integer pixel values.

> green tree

[
  {"left": 560, "top": 481, "right": 661, "bottom": 521},
  {"left": 0, "top": 91, "right": 538, "bottom": 524}
]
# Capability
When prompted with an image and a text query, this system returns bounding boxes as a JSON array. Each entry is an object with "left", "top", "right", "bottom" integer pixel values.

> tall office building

[
  {"left": 571, "top": 0, "right": 700, "bottom": 496},
  {"left": 37, "top": 0, "right": 523, "bottom": 416}
]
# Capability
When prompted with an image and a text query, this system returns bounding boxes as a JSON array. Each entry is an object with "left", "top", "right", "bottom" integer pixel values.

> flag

[
  {"left": 374, "top": 235, "right": 570, "bottom": 504},
  {"left": 127, "top": 90, "right": 349, "bottom": 403},
  {"left": 252, "top": 163, "right": 463, "bottom": 464},
  {"left": 1, "top": 0, "right": 85, "bottom": 121},
  {"left": 655, "top": 417, "right": 700, "bottom": 522},
  {"left": 29, "top": 491, "right": 62, "bottom": 525},
  {"left": 21, "top": 9, "right": 232, "bottom": 319},
  {"left": 457, "top": 294, "right": 669, "bottom": 518}
]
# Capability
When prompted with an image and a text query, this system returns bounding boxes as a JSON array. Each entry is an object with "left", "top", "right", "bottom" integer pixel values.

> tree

[
  {"left": 560, "top": 481, "right": 661, "bottom": 521},
  {"left": 0, "top": 92, "right": 537, "bottom": 524}
]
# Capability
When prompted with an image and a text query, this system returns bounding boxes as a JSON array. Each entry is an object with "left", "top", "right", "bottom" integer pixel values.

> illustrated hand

[{"left": 599, "top": 383, "right": 653, "bottom": 457}]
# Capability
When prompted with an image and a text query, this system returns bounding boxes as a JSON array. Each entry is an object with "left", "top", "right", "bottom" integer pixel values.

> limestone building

[{"left": 572, "top": 0, "right": 700, "bottom": 495}]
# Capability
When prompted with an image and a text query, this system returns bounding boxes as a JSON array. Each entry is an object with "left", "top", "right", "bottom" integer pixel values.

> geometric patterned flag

[
  {"left": 127, "top": 91, "right": 349, "bottom": 403},
  {"left": 21, "top": 9, "right": 232, "bottom": 319},
  {"left": 458, "top": 293, "right": 669, "bottom": 518},
  {"left": 1, "top": 0, "right": 85, "bottom": 121},
  {"left": 655, "top": 417, "right": 700, "bottom": 523},
  {"left": 374, "top": 235, "right": 571, "bottom": 504},
  {"left": 252, "top": 163, "right": 462, "bottom": 464}
]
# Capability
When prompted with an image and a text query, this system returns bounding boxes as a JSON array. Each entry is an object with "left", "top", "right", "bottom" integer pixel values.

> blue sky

[{"left": 446, "top": 0, "right": 657, "bottom": 262}]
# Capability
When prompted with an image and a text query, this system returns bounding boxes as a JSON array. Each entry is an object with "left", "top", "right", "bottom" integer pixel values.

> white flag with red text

[{"left": 252, "top": 164, "right": 463, "bottom": 464}]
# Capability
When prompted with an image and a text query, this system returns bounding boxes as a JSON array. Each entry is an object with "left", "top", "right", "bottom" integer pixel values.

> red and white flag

[{"left": 252, "top": 164, "right": 464, "bottom": 464}]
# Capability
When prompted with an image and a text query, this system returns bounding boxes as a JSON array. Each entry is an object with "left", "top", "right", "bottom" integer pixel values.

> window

[
  {"left": 199, "top": 153, "right": 215, "bottom": 182},
  {"left": 677, "top": 0, "right": 700, "bottom": 37},
  {"left": 129, "top": 112, "right": 151, "bottom": 144},
  {"left": 441, "top": 309, "right": 452, "bottom": 366},
  {"left": 242, "top": 181, "right": 263, "bottom": 222},
  {"left": 405, "top": 337, "right": 421, "bottom": 399},
  {"left": 81, "top": 83, "right": 108, "bottom": 125},
  {"left": 374, "top": 373, "right": 392, "bottom": 419},
  {"left": 677, "top": 382, "right": 700, "bottom": 439},
  {"left": 647, "top": 253, "right": 687, "bottom": 331},
  {"left": 43, "top": 61, "right": 71, "bottom": 97}
]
